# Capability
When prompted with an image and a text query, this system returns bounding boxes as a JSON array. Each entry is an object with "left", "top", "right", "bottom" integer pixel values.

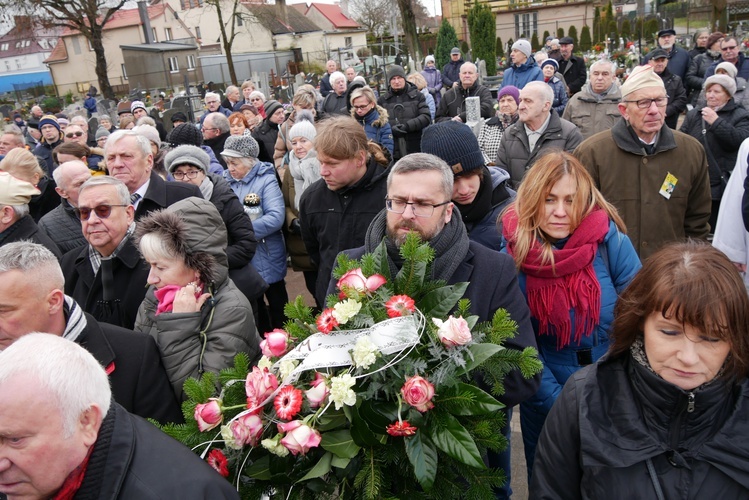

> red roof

[
  {"left": 44, "top": 37, "right": 68, "bottom": 64},
  {"left": 61, "top": 4, "right": 168, "bottom": 36},
  {"left": 307, "top": 3, "right": 360, "bottom": 29}
]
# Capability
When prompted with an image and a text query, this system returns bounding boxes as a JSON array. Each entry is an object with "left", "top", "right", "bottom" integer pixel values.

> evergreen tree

[
  {"left": 580, "top": 25, "right": 592, "bottom": 51},
  {"left": 607, "top": 20, "right": 618, "bottom": 43},
  {"left": 543, "top": 30, "right": 550, "bottom": 43},
  {"left": 531, "top": 32, "right": 540, "bottom": 51},
  {"left": 635, "top": 17, "right": 643, "bottom": 40},
  {"left": 496, "top": 36, "right": 504, "bottom": 58},
  {"left": 461, "top": 40, "right": 470, "bottom": 55},
  {"left": 604, "top": 0, "right": 613, "bottom": 21},
  {"left": 568, "top": 25, "right": 578, "bottom": 47},
  {"left": 507, "top": 37, "right": 514, "bottom": 51},
  {"left": 467, "top": 0, "right": 497, "bottom": 75},
  {"left": 645, "top": 18, "right": 658, "bottom": 43},
  {"left": 557, "top": 27, "right": 565, "bottom": 39},
  {"left": 593, "top": 7, "right": 601, "bottom": 43},
  {"left": 621, "top": 18, "right": 631, "bottom": 39},
  {"left": 435, "top": 19, "right": 460, "bottom": 68}
]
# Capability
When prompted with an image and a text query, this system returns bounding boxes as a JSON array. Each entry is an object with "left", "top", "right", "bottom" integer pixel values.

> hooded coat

[
  {"left": 562, "top": 82, "right": 623, "bottom": 140},
  {"left": 501, "top": 57, "right": 544, "bottom": 90},
  {"left": 352, "top": 105, "right": 394, "bottom": 156},
  {"left": 134, "top": 197, "right": 260, "bottom": 400}
]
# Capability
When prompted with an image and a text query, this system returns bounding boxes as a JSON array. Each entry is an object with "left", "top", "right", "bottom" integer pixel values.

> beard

[{"left": 386, "top": 219, "right": 446, "bottom": 247}]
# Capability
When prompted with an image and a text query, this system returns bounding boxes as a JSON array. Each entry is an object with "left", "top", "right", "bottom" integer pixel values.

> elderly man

[
  {"left": 0, "top": 242, "right": 181, "bottom": 424},
  {"left": 60, "top": 176, "right": 149, "bottom": 329},
  {"left": 501, "top": 39, "right": 544, "bottom": 90},
  {"left": 321, "top": 71, "right": 349, "bottom": 117},
  {"left": 0, "top": 171, "right": 62, "bottom": 259},
  {"left": 202, "top": 112, "right": 232, "bottom": 169},
  {"left": 648, "top": 48, "right": 688, "bottom": 129},
  {"left": 442, "top": 47, "right": 464, "bottom": 88},
  {"left": 63, "top": 123, "right": 88, "bottom": 146},
  {"left": 378, "top": 65, "right": 431, "bottom": 159},
  {"left": 33, "top": 114, "right": 64, "bottom": 174},
  {"left": 200, "top": 92, "right": 231, "bottom": 126},
  {"left": 38, "top": 160, "right": 91, "bottom": 253},
  {"left": 558, "top": 37, "right": 587, "bottom": 95},
  {"left": 334, "top": 153, "right": 541, "bottom": 498},
  {"left": 562, "top": 59, "right": 623, "bottom": 139},
  {"left": 574, "top": 64, "right": 711, "bottom": 260},
  {"left": 0, "top": 126, "right": 26, "bottom": 159},
  {"left": 704, "top": 36, "right": 749, "bottom": 80},
  {"left": 496, "top": 81, "right": 583, "bottom": 187},
  {"left": 222, "top": 85, "right": 241, "bottom": 111},
  {"left": 30, "top": 104, "right": 44, "bottom": 120},
  {"left": 0, "top": 334, "right": 239, "bottom": 499},
  {"left": 320, "top": 59, "right": 338, "bottom": 97},
  {"left": 105, "top": 130, "right": 200, "bottom": 219},
  {"left": 70, "top": 115, "right": 96, "bottom": 147},
  {"left": 435, "top": 62, "right": 494, "bottom": 123},
  {"left": 643, "top": 28, "right": 691, "bottom": 81}
]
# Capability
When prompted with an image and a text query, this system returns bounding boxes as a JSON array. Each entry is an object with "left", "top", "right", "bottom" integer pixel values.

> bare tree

[
  {"left": 0, "top": 0, "right": 129, "bottom": 99},
  {"left": 396, "top": 0, "right": 421, "bottom": 71},
  {"left": 203, "top": 0, "right": 247, "bottom": 85},
  {"left": 349, "top": 0, "right": 390, "bottom": 35}
]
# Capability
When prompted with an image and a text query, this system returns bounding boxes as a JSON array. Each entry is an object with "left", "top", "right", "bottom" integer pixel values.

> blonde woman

[{"left": 407, "top": 72, "right": 435, "bottom": 121}]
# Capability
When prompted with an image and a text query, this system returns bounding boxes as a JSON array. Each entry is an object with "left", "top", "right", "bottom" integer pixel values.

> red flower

[
  {"left": 206, "top": 449, "right": 229, "bottom": 477},
  {"left": 194, "top": 399, "right": 222, "bottom": 431},
  {"left": 316, "top": 308, "right": 339, "bottom": 334},
  {"left": 386, "top": 420, "right": 418, "bottom": 436},
  {"left": 274, "top": 385, "right": 303, "bottom": 420},
  {"left": 385, "top": 295, "right": 415, "bottom": 318}
]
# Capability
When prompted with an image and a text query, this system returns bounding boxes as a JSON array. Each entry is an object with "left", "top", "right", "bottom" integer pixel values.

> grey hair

[
  {"left": 523, "top": 81, "right": 554, "bottom": 105},
  {"left": 329, "top": 71, "right": 346, "bottom": 85},
  {"left": 460, "top": 62, "right": 477, "bottom": 73},
  {"left": 248, "top": 91, "right": 265, "bottom": 102},
  {"left": 0, "top": 333, "right": 111, "bottom": 436},
  {"left": 590, "top": 59, "right": 617, "bottom": 74},
  {"left": 387, "top": 153, "right": 453, "bottom": 199},
  {"left": 3, "top": 124, "right": 23, "bottom": 136},
  {"left": 70, "top": 116, "right": 88, "bottom": 129},
  {"left": 136, "top": 116, "right": 156, "bottom": 127},
  {"left": 0, "top": 241, "right": 64, "bottom": 288},
  {"left": 52, "top": 160, "right": 89, "bottom": 188},
  {"left": 99, "top": 115, "right": 112, "bottom": 125},
  {"left": 534, "top": 52, "right": 548, "bottom": 63},
  {"left": 206, "top": 112, "right": 230, "bottom": 134},
  {"left": 11, "top": 204, "right": 29, "bottom": 219},
  {"left": 78, "top": 175, "right": 131, "bottom": 206},
  {"left": 226, "top": 85, "right": 239, "bottom": 95},
  {"left": 204, "top": 91, "right": 220, "bottom": 103},
  {"left": 105, "top": 130, "right": 152, "bottom": 159}
]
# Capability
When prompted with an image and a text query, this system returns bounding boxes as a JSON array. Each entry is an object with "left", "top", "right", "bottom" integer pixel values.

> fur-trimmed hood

[
  {"left": 135, "top": 196, "right": 229, "bottom": 286},
  {"left": 351, "top": 105, "right": 389, "bottom": 127}
]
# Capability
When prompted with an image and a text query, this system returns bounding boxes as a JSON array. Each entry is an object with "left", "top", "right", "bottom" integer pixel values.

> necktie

[{"left": 130, "top": 192, "right": 141, "bottom": 205}]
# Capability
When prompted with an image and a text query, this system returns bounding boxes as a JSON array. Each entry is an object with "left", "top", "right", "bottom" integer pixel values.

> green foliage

[
  {"left": 507, "top": 38, "right": 514, "bottom": 52},
  {"left": 634, "top": 17, "right": 643, "bottom": 39},
  {"left": 607, "top": 20, "right": 618, "bottom": 41},
  {"left": 496, "top": 36, "right": 504, "bottom": 58},
  {"left": 604, "top": 0, "right": 613, "bottom": 21},
  {"left": 621, "top": 18, "right": 631, "bottom": 39},
  {"left": 354, "top": 448, "right": 384, "bottom": 500},
  {"left": 435, "top": 19, "right": 459, "bottom": 68},
  {"left": 64, "top": 90, "right": 74, "bottom": 105},
  {"left": 461, "top": 41, "right": 470, "bottom": 55},
  {"left": 467, "top": 0, "right": 497, "bottom": 75},
  {"left": 568, "top": 25, "right": 578, "bottom": 47},
  {"left": 593, "top": 7, "right": 601, "bottom": 43},
  {"left": 644, "top": 18, "right": 659, "bottom": 43},
  {"left": 580, "top": 25, "right": 592, "bottom": 51},
  {"left": 542, "top": 30, "right": 550, "bottom": 43},
  {"left": 530, "top": 32, "right": 539, "bottom": 51},
  {"left": 556, "top": 27, "right": 564, "bottom": 39}
]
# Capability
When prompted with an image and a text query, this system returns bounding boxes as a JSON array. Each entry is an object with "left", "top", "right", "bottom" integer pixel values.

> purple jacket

[{"left": 421, "top": 66, "right": 443, "bottom": 106}]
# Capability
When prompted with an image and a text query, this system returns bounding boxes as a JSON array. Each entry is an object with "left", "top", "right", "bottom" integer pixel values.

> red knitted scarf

[
  {"left": 503, "top": 206, "right": 610, "bottom": 349},
  {"left": 52, "top": 446, "right": 93, "bottom": 500}
]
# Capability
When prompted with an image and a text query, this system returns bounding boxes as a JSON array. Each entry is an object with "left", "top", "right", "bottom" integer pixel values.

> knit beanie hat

[
  {"left": 511, "top": 39, "right": 532, "bottom": 58},
  {"left": 171, "top": 112, "right": 188, "bottom": 124},
  {"left": 620, "top": 65, "right": 665, "bottom": 98},
  {"left": 167, "top": 123, "right": 203, "bottom": 147},
  {"left": 221, "top": 134, "right": 260, "bottom": 159},
  {"left": 706, "top": 32, "right": 725, "bottom": 50},
  {"left": 133, "top": 124, "right": 160, "bottom": 147},
  {"left": 289, "top": 110, "right": 316, "bottom": 142},
  {"left": 388, "top": 65, "right": 407, "bottom": 82},
  {"left": 420, "top": 121, "right": 484, "bottom": 175},
  {"left": 704, "top": 74, "right": 737, "bottom": 97},
  {"left": 131, "top": 100, "right": 147, "bottom": 113},
  {"left": 716, "top": 61, "right": 738, "bottom": 79},
  {"left": 38, "top": 114, "right": 60, "bottom": 132},
  {"left": 541, "top": 59, "right": 559, "bottom": 71},
  {"left": 263, "top": 100, "right": 283, "bottom": 120},
  {"left": 497, "top": 85, "right": 521, "bottom": 105},
  {"left": 425, "top": 55, "right": 435, "bottom": 64},
  {"left": 165, "top": 145, "right": 211, "bottom": 173},
  {"left": 95, "top": 127, "right": 110, "bottom": 140}
]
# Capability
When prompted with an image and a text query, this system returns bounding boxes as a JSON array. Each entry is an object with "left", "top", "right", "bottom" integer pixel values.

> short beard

[{"left": 386, "top": 220, "right": 446, "bottom": 247}]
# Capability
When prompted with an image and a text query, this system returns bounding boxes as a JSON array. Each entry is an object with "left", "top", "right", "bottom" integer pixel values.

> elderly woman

[
  {"left": 99, "top": 114, "right": 116, "bottom": 133},
  {"left": 349, "top": 85, "right": 394, "bottom": 156},
  {"left": 407, "top": 72, "right": 436, "bottom": 122},
  {"left": 501, "top": 151, "right": 641, "bottom": 481},
  {"left": 681, "top": 74, "right": 749, "bottom": 229},
  {"left": 164, "top": 145, "right": 267, "bottom": 308},
  {"left": 134, "top": 196, "right": 260, "bottom": 400},
  {"left": 221, "top": 134, "right": 287, "bottom": 335},
  {"left": 228, "top": 112, "right": 251, "bottom": 136},
  {"left": 239, "top": 104, "right": 262, "bottom": 131},
  {"left": 321, "top": 71, "right": 348, "bottom": 116},
  {"left": 251, "top": 99, "right": 285, "bottom": 165},
  {"left": 273, "top": 85, "right": 318, "bottom": 176},
  {"left": 477, "top": 85, "right": 520, "bottom": 165},
  {"left": 541, "top": 59, "right": 568, "bottom": 116},
  {"left": 248, "top": 91, "right": 266, "bottom": 118},
  {"left": 531, "top": 241, "right": 749, "bottom": 498},
  {"left": 0, "top": 147, "right": 59, "bottom": 221}
]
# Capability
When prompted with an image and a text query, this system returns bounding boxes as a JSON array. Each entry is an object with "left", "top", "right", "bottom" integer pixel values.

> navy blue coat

[{"left": 502, "top": 58, "right": 544, "bottom": 90}]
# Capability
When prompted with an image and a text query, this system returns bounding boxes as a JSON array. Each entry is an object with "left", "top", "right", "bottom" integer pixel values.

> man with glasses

[
  {"left": 574, "top": 64, "right": 711, "bottom": 260},
  {"left": 60, "top": 176, "right": 149, "bottom": 329},
  {"left": 704, "top": 36, "right": 749, "bottom": 80},
  {"left": 202, "top": 112, "right": 232, "bottom": 169},
  {"left": 63, "top": 124, "right": 88, "bottom": 146},
  {"left": 200, "top": 92, "right": 231, "bottom": 126},
  {"left": 643, "top": 29, "right": 691, "bottom": 81}
]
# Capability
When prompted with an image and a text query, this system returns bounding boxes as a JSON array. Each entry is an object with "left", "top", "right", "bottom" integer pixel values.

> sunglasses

[
  {"left": 66, "top": 131, "right": 84, "bottom": 138},
  {"left": 75, "top": 204, "right": 128, "bottom": 221}
]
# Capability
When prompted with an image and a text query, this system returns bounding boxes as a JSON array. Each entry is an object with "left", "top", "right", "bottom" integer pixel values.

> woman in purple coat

[{"left": 421, "top": 55, "right": 443, "bottom": 107}]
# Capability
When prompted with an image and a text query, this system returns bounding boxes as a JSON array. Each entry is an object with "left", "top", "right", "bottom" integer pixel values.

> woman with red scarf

[{"left": 500, "top": 151, "right": 641, "bottom": 483}]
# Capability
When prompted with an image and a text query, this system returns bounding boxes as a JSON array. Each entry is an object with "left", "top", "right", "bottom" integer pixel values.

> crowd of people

[{"left": 1, "top": 31, "right": 749, "bottom": 498}]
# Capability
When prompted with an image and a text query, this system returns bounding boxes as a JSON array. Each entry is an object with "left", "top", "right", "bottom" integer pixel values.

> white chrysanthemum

[
  {"left": 352, "top": 336, "right": 378, "bottom": 370},
  {"left": 329, "top": 373, "right": 357, "bottom": 410},
  {"left": 332, "top": 299, "right": 362, "bottom": 325},
  {"left": 278, "top": 359, "right": 298, "bottom": 380},
  {"left": 261, "top": 436, "right": 290, "bottom": 457},
  {"left": 257, "top": 355, "right": 274, "bottom": 371}
]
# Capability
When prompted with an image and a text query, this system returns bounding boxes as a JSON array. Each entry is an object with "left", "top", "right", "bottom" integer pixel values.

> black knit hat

[
  {"left": 167, "top": 123, "right": 203, "bottom": 147},
  {"left": 420, "top": 121, "right": 484, "bottom": 175},
  {"left": 171, "top": 112, "right": 188, "bottom": 123},
  {"left": 263, "top": 100, "right": 283, "bottom": 120},
  {"left": 387, "top": 65, "right": 407, "bottom": 82}
]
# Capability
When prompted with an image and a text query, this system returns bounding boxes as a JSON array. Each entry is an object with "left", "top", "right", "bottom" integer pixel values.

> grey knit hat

[
  {"left": 95, "top": 127, "right": 110, "bottom": 140},
  {"left": 388, "top": 65, "right": 407, "bottom": 82},
  {"left": 263, "top": 99, "right": 283, "bottom": 120},
  {"left": 221, "top": 134, "right": 260, "bottom": 159},
  {"left": 420, "top": 121, "right": 484, "bottom": 175},
  {"left": 288, "top": 110, "right": 316, "bottom": 142},
  {"left": 704, "top": 74, "right": 737, "bottom": 97},
  {"left": 164, "top": 145, "right": 211, "bottom": 173}
]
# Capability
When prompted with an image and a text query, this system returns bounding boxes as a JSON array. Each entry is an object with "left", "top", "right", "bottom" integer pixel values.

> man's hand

[
  {"left": 392, "top": 124, "right": 408, "bottom": 136},
  {"left": 451, "top": 115, "right": 464, "bottom": 123}
]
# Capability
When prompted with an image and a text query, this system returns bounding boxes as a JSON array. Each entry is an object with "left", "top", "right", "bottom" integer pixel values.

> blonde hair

[
  {"left": 0, "top": 148, "right": 45, "bottom": 184},
  {"left": 407, "top": 72, "right": 427, "bottom": 91},
  {"left": 315, "top": 115, "right": 388, "bottom": 165},
  {"left": 349, "top": 86, "right": 376, "bottom": 106}
]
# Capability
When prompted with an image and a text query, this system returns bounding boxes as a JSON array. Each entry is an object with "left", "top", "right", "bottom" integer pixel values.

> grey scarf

[{"left": 199, "top": 176, "right": 214, "bottom": 201}]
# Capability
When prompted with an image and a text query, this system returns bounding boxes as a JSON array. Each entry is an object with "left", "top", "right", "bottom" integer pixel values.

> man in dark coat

[
  {"left": 33, "top": 114, "right": 64, "bottom": 174},
  {"left": 436, "top": 62, "right": 495, "bottom": 123},
  {"left": 319, "top": 60, "right": 338, "bottom": 97},
  {"left": 704, "top": 35, "right": 749, "bottom": 80},
  {"left": 0, "top": 241, "right": 181, "bottom": 424},
  {"left": 202, "top": 112, "right": 232, "bottom": 170},
  {"left": 648, "top": 49, "right": 688, "bottom": 129},
  {"left": 0, "top": 171, "right": 62, "bottom": 259},
  {"left": 378, "top": 65, "right": 431, "bottom": 160},
  {"left": 558, "top": 37, "right": 587, "bottom": 95},
  {"left": 38, "top": 160, "right": 91, "bottom": 254},
  {"left": 61, "top": 176, "right": 149, "bottom": 330},
  {"left": 0, "top": 334, "right": 239, "bottom": 500},
  {"left": 442, "top": 47, "right": 464, "bottom": 88},
  {"left": 643, "top": 28, "right": 692, "bottom": 81}
]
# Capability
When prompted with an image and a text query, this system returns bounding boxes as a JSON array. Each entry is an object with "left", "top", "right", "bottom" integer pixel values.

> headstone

[
  {"left": 161, "top": 108, "right": 178, "bottom": 132},
  {"left": 465, "top": 96, "right": 482, "bottom": 136},
  {"left": 477, "top": 60, "right": 487, "bottom": 84},
  {"left": 0, "top": 104, "right": 13, "bottom": 119}
]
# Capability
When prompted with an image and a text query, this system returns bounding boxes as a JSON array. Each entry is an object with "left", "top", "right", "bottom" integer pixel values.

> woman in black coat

[
  {"left": 252, "top": 99, "right": 285, "bottom": 165},
  {"left": 680, "top": 74, "right": 749, "bottom": 229}
]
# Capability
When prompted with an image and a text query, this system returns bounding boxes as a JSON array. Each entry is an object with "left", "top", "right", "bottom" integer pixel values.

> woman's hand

[
  {"left": 172, "top": 282, "right": 211, "bottom": 313},
  {"left": 701, "top": 107, "right": 719, "bottom": 125}
]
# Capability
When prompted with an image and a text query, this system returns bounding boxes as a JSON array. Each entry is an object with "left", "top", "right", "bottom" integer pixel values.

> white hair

[
  {"left": 70, "top": 116, "right": 89, "bottom": 130},
  {"left": 78, "top": 175, "right": 131, "bottom": 205},
  {"left": 523, "top": 80, "right": 554, "bottom": 104},
  {"left": 590, "top": 59, "right": 617, "bottom": 74},
  {"left": 204, "top": 91, "right": 220, "bottom": 103},
  {"left": 0, "top": 333, "right": 111, "bottom": 436},
  {"left": 0, "top": 241, "right": 65, "bottom": 289},
  {"left": 329, "top": 71, "right": 346, "bottom": 85},
  {"left": 105, "top": 129, "right": 152, "bottom": 159}
]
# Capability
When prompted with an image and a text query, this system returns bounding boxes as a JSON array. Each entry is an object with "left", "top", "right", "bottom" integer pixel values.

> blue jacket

[
  {"left": 705, "top": 52, "right": 749, "bottom": 81},
  {"left": 223, "top": 161, "right": 287, "bottom": 285},
  {"left": 353, "top": 105, "right": 394, "bottom": 156},
  {"left": 501, "top": 58, "right": 544, "bottom": 90},
  {"left": 462, "top": 167, "right": 515, "bottom": 251},
  {"left": 421, "top": 88, "right": 436, "bottom": 121},
  {"left": 442, "top": 58, "right": 464, "bottom": 87},
  {"left": 547, "top": 76, "right": 568, "bottom": 116}
]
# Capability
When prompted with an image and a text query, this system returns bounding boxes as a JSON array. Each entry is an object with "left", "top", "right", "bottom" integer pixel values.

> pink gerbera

[
  {"left": 274, "top": 385, "right": 303, "bottom": 420},
  {"left": 386, "top": 420, "right": 418, "bottom": 437},
  {"left": 316, "top": 308, "right": 339, "bottom": 334},
  {"left": 385, "top": 295, "right": 416, "bottom": 318}
]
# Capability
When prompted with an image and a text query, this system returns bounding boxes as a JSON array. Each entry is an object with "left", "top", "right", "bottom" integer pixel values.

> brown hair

[
  {"left": 53, "top": 142, "right": 91, "bottom": 164},
  {"left": 609, "top": 241, "right": 749, "bottom": 379},
  {"left": 503, "top": 151, "right": 625, "bottom": 269},
  {"left": 314, "top": 115, "right": 388, "bottom": 165},
  {"left": 228, "top": 112, "right": 249, "bottom": 128}
]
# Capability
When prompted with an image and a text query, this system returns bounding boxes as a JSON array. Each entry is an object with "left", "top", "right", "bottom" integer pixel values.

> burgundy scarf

[{"left": 503, "top": 206, "right": 610, "bottom": 349}]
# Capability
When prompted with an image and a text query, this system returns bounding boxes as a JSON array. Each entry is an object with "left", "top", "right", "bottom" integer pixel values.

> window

[
  {"left": 236, "top": 15, "right": 243, "bottom": 27},
  {"left": 165, "top": 27, "right": 173, "bottom": 41},
  {"left": 180, "top": 0, "right": 202, "bottom": 8},
  {"left": 187, "top": 54, "right": 196, "bottom": 71},
  {"left": 122, "top": 63, "right": 128, "bottom": 80},
  {"left": 168, "top": 56, "right": 179, "bottom": 72},
  {"left": 195, "top": 26, "right": 201, "bottom": 39},
  {"left": 152, "top": 27, "right": 158, "bottom": 42},
  {"left": 71, "top": 37, "right": 81, "bottom": 55},
  {"left": 514, "top": 12, "right": 538, "bottom": 40},
  {"left": 344, "top": 36, "right": 352, "bottom": 48},
  {"left": 0, "top": 43, "right": 8, "bottom": 50}
]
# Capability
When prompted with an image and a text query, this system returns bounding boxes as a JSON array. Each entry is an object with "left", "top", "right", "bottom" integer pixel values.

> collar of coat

[{"left": 610, "top": 118, "right": 677, "bottom": 156}]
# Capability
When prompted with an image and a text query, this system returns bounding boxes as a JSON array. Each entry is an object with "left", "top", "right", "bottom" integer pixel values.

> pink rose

[
  {"left": 194, "top": 398, "right": 223, "bottom": 431},
  {"left": 337, "top": 268, "right": 387, "bottom": 294},
  {"left": 260, "top": 328, "right": 290, "bottom": 358},
  {"left": 401, "top": 375, "right": 435, "bottom": 412},
  {"left": 245, "top": 366, "right": 279, "bottom": 412},
  {"left": 228, "top": 413, "right": 264, "bottom": 448},
  {"left": 432, "top": 316, "right": 472, "bottom": 347},
  {"left": 305, "top": 372, "right": 329, "bottom": 409},
  {"left": 277, "top": 420, "right": 322, "bottom": 456}
]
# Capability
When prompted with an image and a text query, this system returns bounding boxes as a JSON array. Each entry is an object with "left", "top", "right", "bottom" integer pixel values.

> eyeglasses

[
  {"left": 66, "top": 131, "right": 84, "bottom": 138},
  {"left": 622, "top": 96, "right": 669, "bottom": 109},
  {"left": 173, "top": 170, "right": 202, "bottom": 180},
  {"left": 352, "top": 104, "right": 371, "bottom": 111},
  {"left": 201, "top": 127, "right": 218, "bottom": 133},
  {"left": 721, "top": 45, "right": 738, "bottom": 51},
  {"left": 385, "top": 198, "right": 450, "bottom": 218},
  {"left": 75, "top": 204, "right": 128, "bottom": 221},
  {"left": 205, "top": 101, "right": 219, "bottom": 105},
  {"left": 250, "top": 98, "right": 263, "bottom": 102}
]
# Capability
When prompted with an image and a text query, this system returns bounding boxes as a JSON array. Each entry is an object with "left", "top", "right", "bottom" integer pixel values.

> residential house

[
  {"left": 296, "top": 3, "right": 367, "bottom": 66},
  {"left": 0, "top": 16, "right": 61, "bottom": 95}
]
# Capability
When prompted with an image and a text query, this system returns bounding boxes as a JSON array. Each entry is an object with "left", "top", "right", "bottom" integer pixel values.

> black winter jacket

[
  {"left": 442, "top": 58, "right": 464, "bottom": 87},
  {"left": 531, "top": 354, "right": 749, "bottom": 499},
  {"left": 685, "top": 50, "right": 722, "bottom": 94},
  {"left": 560, "top": 55, "right": 587, "bottom": 95},
  {"left": 38, "top": 199, "right": 87, "bottom": 254},
  {"left": 659, "top": 69, "right": 688, "bottom": 129},
  {"left": 28, "top": 176, "right": 61, "bottom": 222},
  {"left": 0, "top": 214, "right": 62, "bottom": 260},
  {"left": 321, "top": 91, "right": 348, "bottom": 117},
  {"left": 435, "top": 80, "right": 494, "bottom": 123},
  {"left": 252, "top": 119, "right": 280, "bottom": 165},
  {"left": 135, "top": 171, "right": 202, "bottom": 220},
  {"left": 377, "top": 82, "right": 431, "bottom": 159}
]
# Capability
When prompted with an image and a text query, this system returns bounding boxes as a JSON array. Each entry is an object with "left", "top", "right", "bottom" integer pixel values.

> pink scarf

[{"left": 154, "top": 284, "right": 204, "bottom": 315}]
